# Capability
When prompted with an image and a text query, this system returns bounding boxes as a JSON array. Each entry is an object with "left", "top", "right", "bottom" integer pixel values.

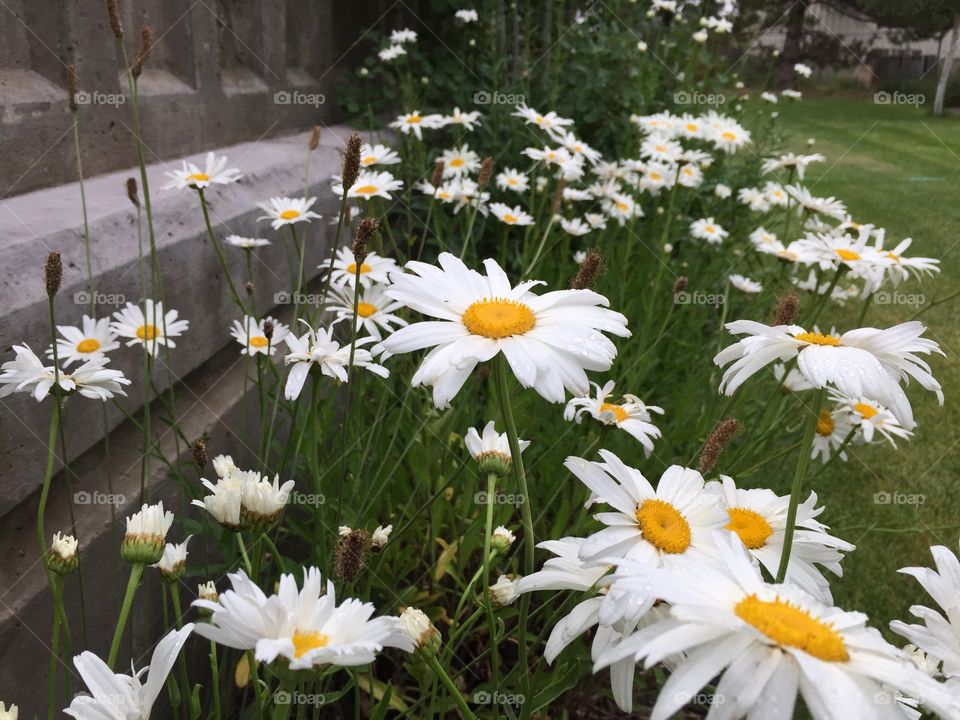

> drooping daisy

[
  {"left": 192, "top": 567, "right": 413, "bottom": 669},
  {"left": 0, "top": 345, "right": 128, "bottom": 402},
  {"left": 225, "top": 235, "right": 271, "bottom": 249},
  {"left": 111, "top": 299, "right": 189, "bottom": 357},
  {"left": 326, "top": 284, "right": 408, "bottom": 341},
  {"left": 389, "top": 111, "right": 444, "bottom": 140},
  {"left": 377, "top": 253, "right": 630, "bottom": 408},
  {"left": 727, "top": 274, "right": 761, "bottom": 294},
  {"left": 359, "top": 143, "right": 401, "bottom": 167},
  {"left": 874, "top": 235, "right": 941, "bottom": 287},
  {"left": 489, "top": 202, "right": 534, "bottom": 227},
  {"left": 761, "top": 152, "right": 825, "bottom": 180},
  {"left": 595, "top": 532, "right": 960, "bottom": 720},
  {"left": 495, "top": 168, "right": 529, "bottom": 193},
  {"left": 829, "top": 390, "right": 912, "bottom": 447},
  {"left": 690, "top": 217, "right": 728, "bottom": 244},
  {"left": 786, "top": 184, "right": 847, "bottom": 220},
  {"left": 567, "top": 451, "right": 725, "bottom": 569},
  {"left": 48, "top": 315, "right": 119, "bottom": 366},
  {"left": 443, "top": 106, "right": 482, "bottom": 131},
  {"left": 257, "top": 196, "right": 322, "bottom": 229},
  {"left": 564, "top": 381, "right": 664, "bottom": 456},
  {"left": 337, "top": 170, "right": 403, "bottom": 201},
  {"left": 283, "top": 323, "right": 388, "bottom": 399},
  {"left": 714, "top": 319, "right": 943, "bottom": 429},
  {"left": 230, "top": 316, "right": 289, "bottom": 356},
  {"left": 709, "top": 475, "right": 853, "bottom": 601},
  {"left": 64, "top": 625, "right": 194, "bottom": 720},
  {"left": 323, "top": 246, "right": 399, "bottom": 290},
  {"left": 152, "top": 536, "right": 190, "bottom": 580},
  {"left": 438, "top": 145, "right": 481, "bottom": 178},
  {"left": 162, "top": 152, "right": 241, "bottom": 190}
]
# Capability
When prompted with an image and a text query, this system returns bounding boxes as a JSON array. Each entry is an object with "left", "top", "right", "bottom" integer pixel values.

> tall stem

[
  {"left": 197, "top": 189, "right": 246, "bottom": 311},
  {"left": 424, "top": 652, "right": 478, "bottom": 720},
  {"left": 107, "top": 563, "right": 144, "bottom": 668},
  {"left": 481, "top": 472, "right": 501, "bottom": 711}
]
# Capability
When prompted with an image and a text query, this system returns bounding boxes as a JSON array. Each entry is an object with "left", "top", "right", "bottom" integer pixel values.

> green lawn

[{"left": 776, "top": 95, "right": 960, "bottom": 628}]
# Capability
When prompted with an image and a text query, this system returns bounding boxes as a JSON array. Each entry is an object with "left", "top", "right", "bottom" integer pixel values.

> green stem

[
  {"left": 46, "top": 576, "right": 63, "bottom": 720},
  {"left": 425, "top": 653, "right": 478, "bottom": 720},
  {"left": 197, "top": 189, "right": 246, "bottom": 311},
  {"left": 481, "top": 472, "right": 501, "bottom": 709},
  {"left": 107, "top": 563, "right": 144, "bottom": 668},
  {"left": 209, "top": 639, "right": 221, "bottom": 720}
]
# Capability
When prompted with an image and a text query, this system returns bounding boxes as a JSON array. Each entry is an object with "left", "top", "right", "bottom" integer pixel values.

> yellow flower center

[
  {"left": 357, "top": 302, "right": 378, "bottom": 318},
  {"left": 853, "top": 402, "right": 878, "bottom": 420},
  {"left": 616, "top": 201, "right": 629, "bottom": 212},
  {"left": 346, "top": 262, "right": 373, "bottom": 274},
  {"left": 734, "top": 594, "right": 849, "bottom": 662},
  {"left": 353, "top": 184, "right": 379, "bottom": 196},
  {"left": 361, "top": 155, "right": 378, "bottom": 165},
  {"left": 649, "top": 172, "right": 662, "bottom": 181},
  {"left": 507, "top": 178, "right": 519, "bottom": 186},
  {"left": 462, "top": 298, "right": 536, "bottom": 339},
  {"left": 280, "top": 210, "right": 301, "bottom": 220},
  {"left": 598, "top": 402, "right": 629, "bottom": 423},
  {"left": 704, "top": 225, "right": 716, "bottom": 234},
  {"left": 726, "top": 508, "right": 773, "bottom": 549},
  {"left": 502, "top": 213, "right": 519, "bottom": 224},
  {"left": 291, "top": 630, "right": 330, "bottom": 658},
  {"left": 834, "top": 248, "right": 861, "bottom": 261},
  {"left": 794, "top": 331, "right": 841, "bottom": 346},
  {"left": 76, "top": 338, "right": 101, "bottom": 353},
  {"left": 886, "top": 252, "right": 901, "bottom": 262},
  {"left": 816, "top": 410, "right": 835, "bottom": 436},
  {"left": 635, "top": 499, "right": 691, "bottom": 554},
  {"left": 721, "top": 131, "right": 737, "bottom": 141},
  {"left": 249, "top": 335, "right": 269, "bottom": 348},
  {"left": 450, "top": 158, "right": 465, "bottom": 167},
  {"left": 185, "top": 173, "right": 209, "bottom": 183},
  {"left": 437, "top": 191, "right": 451, "bottom": 200},
  {"left": 136, "top": 324, "right": 158, "bottom": 340},
  {"left": 655, "top": 144, "right": 667, "bottom": 153},
  {"left": 406, "top": 114, "right": 422, "bottom": 124},
  {"left": 686, "top": 123, "right": 698, "bottom": 132}
]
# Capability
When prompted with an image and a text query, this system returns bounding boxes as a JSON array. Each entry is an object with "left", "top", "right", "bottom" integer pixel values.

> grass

[{"left": 776, "top": 94, "right": 960, "bottom": 629}]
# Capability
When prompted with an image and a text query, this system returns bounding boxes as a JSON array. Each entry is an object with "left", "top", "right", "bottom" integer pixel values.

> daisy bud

[
  {"left": 431, "top": 160, "right": 445, "bottom": 188},
  {"left": 151, "top": 537, "right": 190, "bottom": 582},
  {"left": 131, "top": 25, "right": 155, "bottom": 79},
  {"left": 488, "top": 574, "right": 519, "bottom": 608},
  {"left": 308, "top": 125, "right": 321, "bottom": 151},
  {"left": 569, "top": 248, "right": 603, "bottom": 290},
  {"left": 262, "top": 320, "right": 275, "bottom": 341},
  {"left": 66, "top": 65, "right": 79, "bottom": 112},
  {"left": 774, "top": 292, "right": 799, "bottom": 326},
  {"left": 697, "top": 417, "right": 741, "bottom": 474},
  {"left": 399, "top": 607, "right": 441, "bottom": 655},
  {"left": 191, "top": 435, "right": 208, "bottom": 472},
  {"left": 491, "top": 526, "right": 515, "bottom": 552},
  {"left": 105, "top": 0, "right": 123, "bottom": 39},
  {"left": 341, "top": 133, "right": 362, "bottom": 191},
  {"left": 466, "top": 421, "right": 528, "bottom": 478},
  {"left": 354, "top": 217, "right": 379, "bottom": 263},
  {"left": 334, "top": 529, "right": 371, "bottom": 583},
  {"left": 371, "top": 524, "right": 393, "bottom": 549},
  {"left": 126, "top": 177, "right": 140, "bottom": 207},
  {"left": 121, "top": 502, "right": 174, "bottom": 565},
  {"left": 245, "top": 281, "right": 254, "bottom": 296},
  {"left": 46, "top": 532, "right": 79, "bottom": 575},
  {"left": 673, "top": 275, "right": 689, "bottom": 297},
  {"left": 45, "top": 251, "right": 62, "bottom": 297},
  {"left": 198, "top": 580, "right": 219, "bottom": 603},
  {"left": 478, "top": 157, "right": 494, "bottom": 190}
]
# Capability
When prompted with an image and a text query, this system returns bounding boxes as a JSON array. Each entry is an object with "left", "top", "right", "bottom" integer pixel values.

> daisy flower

[
  {"left": 192, "top": 567, "right": 412, "bottom": 670},
  {"left": 714, "top": 319, "right": 944, "bottom": 429},
  {"left": 48, "top": 315, "right": 119, "bottom": 366},
  {"left": 122, "top": 501, "right": 174, "bottom": 563},
  {"left": 782, "top": 88, "right": 803, "bottom": 100},
  {"left": 585, "top": 213, "right": 608, "bottom": 230},
  {"left": 443, "top": 106, "right": 481, "bottom": 131},
  {"left": 709, "top": 120, "right": 751, "bottom": 154},
  {"left": 829, "top": 391, "right": 912, "bottom": 447},
  {"left": 562, "top": 187, "right": 593, "bottom": 202},
  {"left": 760, "top": 91, "right": 779, "bottom": 104},
  {"left": 111, "top": 299, "right": 189, "bottom": 357},
  {"left": 677, "top": 163, "right": 703, "bottom": 188},
  {"left": 193, "top": 465, "right": 294, "bottom": 531},
  {"left": 709, "top": 475, "right": 854, "bottom": 601},
  {"left": 230, "top": 316, "right": 289, "bottom": 356},
  {"left": 64, "top": 625, "right": 194, "bottom": 720},
  {"left": 495, "top": 167, "right": 529, "bottom": 193},
  {"left": 438, "top": 144, "right": 481, "bottom": 178},
  {"left": 795, "top": 62, "right": 813, "bottom": 77},
  {"left": 595, "top": 532, "right": 960, "bottom": 720},
  {"left": 389, "top": 28, "right": 417, "bottom": 43},
  {"left": 559, "top": 217, "right": 592, "bottom": 236},
  {"left": 152, "top": 536, "right": 190, "bottom": 580},
  {"left": 786, "top": 184, "right": 847, "bottom": 220},
  {"left": 690, "top": 217, "right": 728, "bottom": 244},
  {"left": 283, "top": 324, "right": 388, "bottom": 399},
  {"left": 323, "top": 246, "right": 398, "bottom": 290},
  {"left": 739, "top": 186, "right": 771, "bottom": 212},
  {"left": 750, "top": 226, "right": 779, "bottom": 248},
  {"left": 640, "top": 136, "right": 682, "bottom": 163},
  {"left": 454, "top": 8, "right": 479, "bottom": 23},
  {"left": 761, "top": 152, "right": 825, "bottom": 180},
  {"left": 225, "top": 235, "right": 271, "bottom": 249},
  {"left": 326, "top": 284, "right": 408, "bottom": 341},
  {"left": 162, "top": 152, "right": 241, "bottom": 190},
  {"left": 764, "top": 181, "right": 790, "bottom": 206},
  {"left": 729, "top": 274, "right": 763, "bottom": 293},
  {"left": 489, "top": 202, "right": 534, "bottom": 226},
  {"left": 465, "top": 420, "right": 530, "bottom": 474},
  {"left": 377, "top": 253, "right": 630, "bottom": 408},
  {"left": 359, "top": 143, "right": 401, "bottom": 167},
  {"left": 811, "top": 405, "right": 856, "bottom": 462},
  {"left": 603, "top": 193, "right": 643, "bottom": 225},
  {"left": 512, "top": 104, "right": 574, "bottom": 133},
  {"left": 566, "top": 451, "right": 725, "bottom": 568},
  {"left": 337, "top": 170, "right": 403, "bottom": 201},
  {"left": 564, "top": 381, "right": 664, "bottom": 456},
  {"left": 389, "top": 111, "right": 444, "bottom": 140},
  {"left": 257, "top": 196, "right": 322, "bottom": 229},
  {"left": 377, "top": 44, "right": 406, "bottom": 62},
  {"left": 0, "top": 345, "right": 130, "bottom": 402},
  {"left": 874, "top": 235, "right": 941, "bottom": 287},
  {"left": 555, "top": 130, "right": 602, "bottom": 164}
]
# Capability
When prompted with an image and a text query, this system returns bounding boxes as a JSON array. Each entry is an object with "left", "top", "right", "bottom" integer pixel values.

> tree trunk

[
  {"left": 934, "top": 12, "right": 960, "bottom": 115},
  {"left": 777, "top": 2, "right": 809, "bottom": 89}
]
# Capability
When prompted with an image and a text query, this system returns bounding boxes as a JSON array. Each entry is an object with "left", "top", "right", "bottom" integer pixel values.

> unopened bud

[
  {"left": 488, "top": 574, "right": 519, "bottom": 608},
  {"left": 46, "top": 532, "right": 79, "bottom": 575},
  {"left": 398, "top": 607, "right": 441, "bottom": 654},
  {"left": 491, "top": 526, "right": 515, "bottom": 552}
]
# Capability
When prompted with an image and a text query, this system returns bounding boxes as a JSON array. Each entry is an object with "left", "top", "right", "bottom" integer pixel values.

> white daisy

[
  {"left": 640, "top": 136, "right": 682, "bottom": 163},
  {"left": 257, "top": 196, "right": 323, "bottom": 229},
  {"left": 465, "top": 420, "right": 530, "bottom": 468},
  {"left": 389, "top": 111, "right": 444, "bottom": 140},
  {"left": 336, "top": 170, "right": 403, "bottom": 201},
  {"left": 786, "top": 184, "right": 847, "bottom": 220},
  {"left": 359, "top": 143, "right": 401, "bottom": 167},
  {"left": 829, "top": 391, "right": 912, "bottom": 447},
  {"left": 162, "top": 152, "right": 241, "bottom": 190},
  {"left": 761, "top": 152, "right": 825, "bottom": 181},
  {"left": 564, "top": 381, "right": 663, "bottom": 456},
  {"left": 230, "top": 316, "right": 289, "bottom": 356},
  {"left": 48, "top": 315, "right": 119, "bottom": 366},
  {"left": 454, "top": 9, "right": 479, "bottom": 22},
  {"left": 512, "top": 104, "right": 574, "bottom": 133},
  {"left": 438, "top": 144, "right": 481, "bottom": 178},
  {"left": 690, "top": 217, "right": 728, "bottom": 244},
  {"left": 443, "top": 107, "right": 482, "bottom": 131},
  {"left": 811, "top": 405, "right": 857, "bottom": 463},
  {"left": 559, "top": 217, "right": 592, "bottom": 236},
  {"left": 489, "top": 202, "right": 534, "bottom": 226},
  {"left": 152, "top": 536, "right": 190, "bottom": 579},
  {"left": 765, "top": 181, "right": 790, "bottom": 206},
  {"left": 111, "top": 299, "right": 189, "bottom": 357},
  {"left": 225, "top": 235, "right": 271, "bottom": 249},
  {"left": 326, "top": 284, "right": 408, "bottom": 341},
  {"left": 495, "top": 168, "right": 529, "bottom": 193},
  {"left": 874, "top": 235, "right": 941, "bottom": 287},
  {"left": 750, "top": 226, "right": 779, "bottom": 248},
  {"left": 709, "top": 120, "right": 751, "bottom": 154},
  {"left": 323, "top": 246, "right": 399, "bottom": 290},
  {"left": 377, "top": 253, "right": 630, "bottom": 408},
  {"left": 283, "top": 324, "right": 388, "bottom": 399},
  {"left": 739, "top": 186, "right": 771, "bottom": 212},
  {"left": 193, "top": 466, "right": 294, "bottom": 531},
  {"left": 729, "top": 274, "right": 763, "bottom": 293},
  {"left": 795, "top": 62, "right": 813, "bottom": 77},
  {"left": 389, "top": 28, "right": 417, "bottom": 44},
  {"left": 488, "top": 575, "right": 519, "bottom": 607},
  {"left": 377, "top": 44, "right": 407, "bottom": 62}
]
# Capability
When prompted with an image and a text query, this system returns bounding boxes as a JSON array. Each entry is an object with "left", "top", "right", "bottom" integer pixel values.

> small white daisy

[
  {"left": 225, "top": 235, "right": 271, "bottom": 249},
  {"left": 257, "top": 196, "right": 323, "bottom": 229},
  {"left": 48, "top": 315, "right": 119, "bottom": 366},
  {"left": 564, "top": 380, "right": 664, "bottom": 456},
  {"left": 690, "top": 217, "right": 728, "bottom": 244},
  {"left": 729, "top": 274, "right": 763, "bottom": 293},
  {"left": 323, "top": 246, "right": 399, "bottom": 290},
  {"left": 111, "top": 299, "right": 189, "bottom": 357},
  {"left": 490, "top": 202, "right": 534, "bottom": 226},
  {"left": 162, "top": 152, "right": 241, "bottom": 190},
  {"left": 359, "top": 143, "right": 401, "bottom": 167},
  {"left": 230, "top": 316, "right": 289, "bottom": 356},
  {"left": 326, "top": 284, "right": 408, "bottom": 341},
  {"left": 495, "top": 167, "right": 529, "bottom": 193},
  {"left": 283, "top": 323, "right": 388, "bottom": 399}
]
